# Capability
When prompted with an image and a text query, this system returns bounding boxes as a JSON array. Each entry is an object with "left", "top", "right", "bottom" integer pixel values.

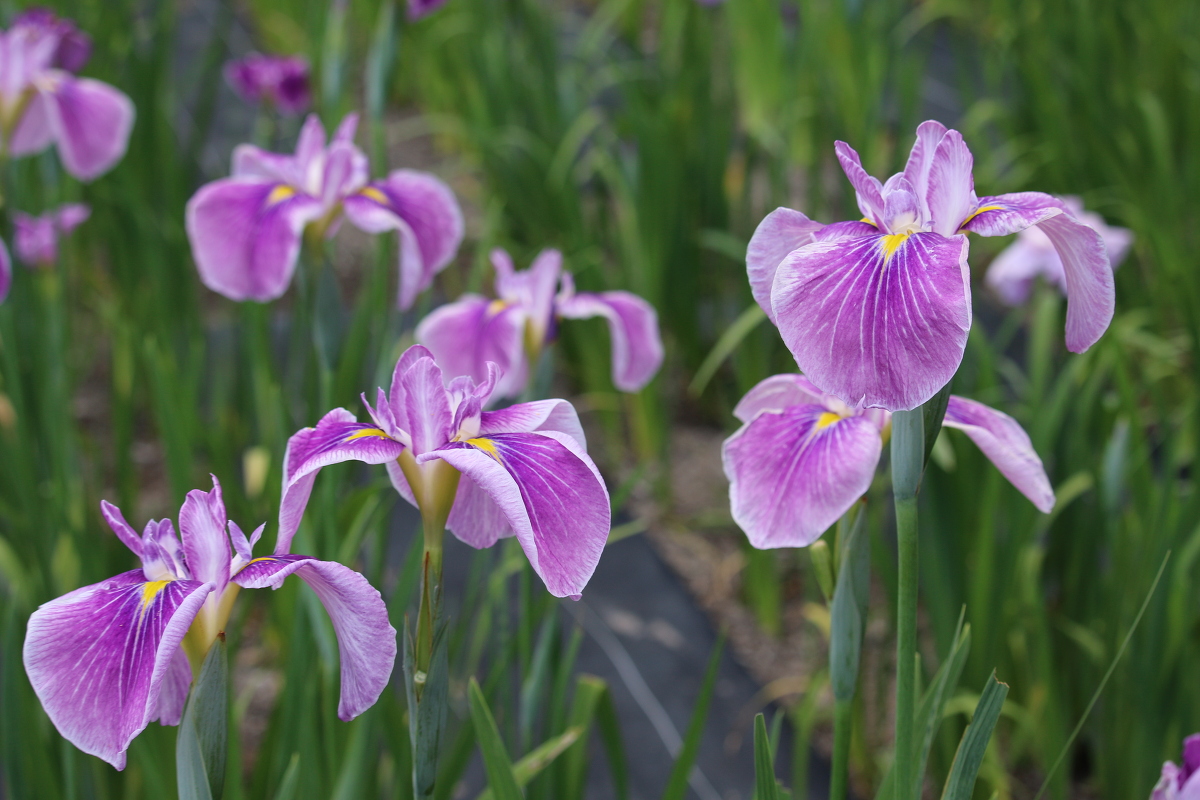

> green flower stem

[
  {"left": 891, "top": 405, "right": 925, "bottom": 800},
  {"left": 830, "top": 698, "right": 853, "bottom": 800}
]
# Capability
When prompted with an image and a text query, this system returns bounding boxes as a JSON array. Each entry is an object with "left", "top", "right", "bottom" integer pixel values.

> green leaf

[
  {"left": 830, "top": 505, "right": 869, "bottom": 702},
  {"left": 561, "top": 674, "right": 629, "bottom": 800},
  {"left": 922, "top": 383, "right": 953, "bottom": 468},
  {"left": 688, "top": 303, "right": 767, "bottom": 397},
  {"left": 405, "top": 613, "right": 450, "bottom": 799},
  {"left": 271, "top": 753, "right": 300, "bottom": 800},
  {"left": 754, "top": 713, "right": 781, "bottom": 800},
  {"left": 177, "top": 638, "right": 228, "bottom": 800},
  {"left": 660, "top": 636, "right": 724, "bottom": 800},
  {"left": 476, "top": 727, "right": 582, "bottom": 800},
  {"left": 468, "top": 678, "right": 524, "bottom": 800},
  {"left": 939, "top": 673, "right": 1008, "bottom": 800}
]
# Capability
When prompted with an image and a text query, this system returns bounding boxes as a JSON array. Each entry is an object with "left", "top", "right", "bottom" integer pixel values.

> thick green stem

[
  {"left": 414, "top": 515, "right": 444, "bottom": 684},
  {"left": 891, "top": 406, "right": 924, "bottom": 800},
  {"left": 830, "top": 699, "right": 853, "bottom": 800}
]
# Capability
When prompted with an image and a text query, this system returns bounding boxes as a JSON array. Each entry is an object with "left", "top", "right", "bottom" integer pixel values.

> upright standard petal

[
  {"left": 479, "top": 398, "right": 586, "bottom": 449},
  {"left": 771, "top": 232, "right": 972, "bottom": 411},
  {"left": 186, "top": 179, "right": 324, "bottom": 302},
  {"left": 178, "top": 478, "right": 232, "bottom": 597},
  {"left": 901, "top": 120, "right": 948, "bottom": 221},
  {"left": 43, "top": 76, "right": 135, "bottom": 181},
  {"left": 942, "top": 396, "right": 1054, "bottom": 512},
  {"left": 722, "top": 406, "right": 883, "bottom": 548},
  {"left": 965, "top": 192, "right": 1115, "bottom": 352},
  {"left": 833, "top": 141, "right": 885, "bottom": 226},
  {"left": 343, "top": 170, "right": 464, "bottom": 310},
  {"left": 234, "top": 555, "right": 396, "bottom": 720},
  {"left": 745, "top": 208, "right": 825, "bottom": 324},
  {"left": 400, "top": 356, "right": 453, "bottom": 456},
  {"left": 278, "top": 408, "right": 405, "bottom": 554},
  {"left": 415, "top": 295, "right": 528, "bottom": 401},
  {"left": 556, "top": 289, "right": 664, "bottom": 392},
  {"left": 732, "top": 373, "right": 828, "bottom": 423},
  {"left": 23, "top": 572, "right": 211, "bottom": 769},
  {"left": 924, "top": 129, "right": 975, "bottom": 237},
  {"left": 100, "top": 499, "right": 144, "bottom": 559},
  {"left": 424, "top": 431, "right": 611, "bottom": 599}
]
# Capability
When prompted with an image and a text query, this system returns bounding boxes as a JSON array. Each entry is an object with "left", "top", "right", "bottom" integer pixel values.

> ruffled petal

[
  {"left": 415, "top": 295, "right": 528, "bottom": 401},
  {"left": 185, "top": 179, "right": 324, "bottom": 302},
  {"left": 771, "top": 231, "right": 972, "bottom": 411},
  {"left": 732, "top": 373, "right": 828, "bottom": 423},
  {"left": 746, "top": 209, "right": 825, "bottom": 323},
  {"left": 834, "top": 141, "right": 885, "bottom": 226},
  {"left": 925, "top": 129, "right": 975, "bottom": 236},
  {"left": 556, "top": 290, "right": 664, "bottom": 392},
  {"left": 424, "top": 431, "right": 611, "bottom": 598},
  {"left": 178, "top": 477, "right": 232, "bottom": 597},
  {"left": 942, "top": 396, "right": 1054, "bottom": 512},
  {"left": 342, "top": 170, "right": 464, "bottom": 310},
  {"left": 23, "top": 572, "right": 212, "bottom": 769},
  {"left": 42, "top": 76, "right": 135, "bottom": 181},
  {"left": 479, "top": 398, "right": 586, "bottom": 449},
  {"left": 722, "top": 406, "right": 883, "bottom": 548},
  {"left": 278, "top": 409, "right": 405, "bottom": 555},
  {"left": 965, "top": 192, "right": 1115, "bottom": 352},
  {"left": 233, "top": 555, "right": 396, "bottom": 720}
]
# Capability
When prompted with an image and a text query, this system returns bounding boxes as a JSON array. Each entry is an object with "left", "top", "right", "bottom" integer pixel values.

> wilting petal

[
  {"left": 556, "top": 290, "right": 664, "bottom": 392},
  {"left": 965, "top": 192, "right": 1114, "bottom": 352},
  {"left": 984, "top": 236, "right": 1058, "bottom": 306},
  {"left": 425, "top": 431, "right": 611, "bottom": 598},
  {"left": 746, "top": 208, "right": 825, "bottom": 323},
  {"left": 416, "top": 295, "right": 528, "bottom": 401},
  {"left": 154, "top": 649, "right": 191, "bottom": 726},
  {"left": 8, "top": 91, "right": 54, "bottom": 157},
  {"left": 723, "top": 406, "right": 883, "bottom": 548},
  {"left": 400, "top": 356, "right": 453, "bottom": 457},
  {"left": 942, "top": 396, "right": 1054, "bottom": 512},
  {"left": 771, "top": 232, "right": 972, "bottom": 411},
  {"left": 834, "top": 141, "right": 885, "bottom": 226},
  {"left": 234, "top": 555, "right": 396, "bottom": 720},
  {"left": 186, "top": 179, "right": 324, "bottom": 302},
  {"left": 732, "top": 374, "right": 828, "bottom": 423},
  {"left": 925, "top": 130, "right": 975, "bottom": 237},
  {"left": 479, "top": 398, "right": 586, "bottom": 449},
  {"left": 278, "top": 408, "right": 405, "bottom": 554},
  {"left": 42, "top": 76, "right": 135, "bottom": 181},
  {"left": 178, "top": 477, "right": 232, "bottom": 597},
  {"left": 23, "top": 572, "right": 212, "bottom": 769},
  {"left": 343, "top": 170, "right": 464, "bottom": 310}
]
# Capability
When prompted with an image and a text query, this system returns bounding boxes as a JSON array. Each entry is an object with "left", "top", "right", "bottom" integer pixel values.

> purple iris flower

[
  {"left": 0, "top": 239, "right": 11, "bottom": 304},
  {"left": 1152, "top": 735, "right": 1200, "bottom": 800},
  {"left": 723, "top": 373, "right": 1054, "bottom": 548},
  {"left": 224, "top": 53, "right": 311, "bottom": 115},
  {"left": 280, "top": 344, "right": 612, "bottom": 599},
  {"left": 408, "top": 0, "right": 451, "bottom": 20},
  {"left": 987, "top": 196, "right": 1133, "bottom": 306},
  {"left": 749, "top": 120, "right": 1117, "bottom": 411},
  {"left": 186, "top": 113, "right": 463, "bottom": 307},
  {"left": 22, "top": 477, "right": 395, "bottom": 770},
  {"left": 13, "top": 202, "right": 89, "bottom": 267},
  {"left": 0, "top": 10, "right": 134, "bottom": 180},
  {"left": 416, "top": 248, "right": 664, "bottom": 401}
]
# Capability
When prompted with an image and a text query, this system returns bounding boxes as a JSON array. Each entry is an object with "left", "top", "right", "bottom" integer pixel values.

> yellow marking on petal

[
  {"left": 487, "top": 299, "right": 509, "bottom": 316},
  {"left": 141, "top": 580, "right": 171, "bottom": 613},
  {"left": 248, "top": 557, "right": 278, "bottom": 564},
  {"left": 466, "top": 437, "right": 502, "bottom": 462},
  {"left": 880, "top": 233, "right": 909, "bottom": 263},
  {"left": 815, "top": 412, "right": 841, "bottom": 430},
  {"left": 959, "top": 204, "right": 1003, "bottom": 229},
  {"left": 859, "top": 217, "right": 878, "bottom": 226},
  {"left": 266, "top": 184, "right": 297, "bottom": 206},
  {"left": 359, "top": 186, "right": 389, "bottom": 204},
  {"left": 345, "top": 427, "right": 389, "bottom": 441}
]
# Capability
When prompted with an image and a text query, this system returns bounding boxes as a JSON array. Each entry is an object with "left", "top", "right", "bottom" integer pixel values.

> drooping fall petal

[
  {"left": 42, "top": 76, "right": 135, "bottom": 181},
  {"left": 556, "top": 289, "right": 664, "bottom": 392},
  {"left": 234, "top": 555, "right": 396, "bottom": 721},
  {"left": 723, "top": 405, "right": 883, "bottom": 548},
  {"left": 746, "top": 208, "right": 826, "bottom": 324},
  {"left": 732, "top": 373, "right": 829, "bottom": 423},
  {"left": 942, "top": 396, "right": 1054, "bottom": 512},
  {"left": 771, "top": 231, "right": 972, "bottom": 411},
  {"left": 23, "top": 572, "right": 212, "bottom": 769},
  {"left": 415, "top": 295, "right": 528, "bottom": 401}
]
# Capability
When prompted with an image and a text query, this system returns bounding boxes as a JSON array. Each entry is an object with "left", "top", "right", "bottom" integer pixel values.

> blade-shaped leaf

[
  {"left": 939, "top": 673, "right": 1008, "bottom": 800},
  {"left": 830, "top": 505, "right": 869, "bottom": 703},
  {"left": 177, "top": 637, "right": 228, "bottom": 800},
  {"left": 922, "top": 382, "right": 952, "bottom": 467},
  {"left": 561, "top": 674, "right": 629, "bottom": 800},
  {"left": 476, "top": 727, "right": 582, "bottom": 800},
  {"left": 406, "top": 612, "right": 450, "bottom": 799},
  {"left": 660, "top": 636, "right": 724, "bottom": 800},
  {"left": 468, "top": 678, "right": 524, "bottom": 800},
  {"left": 754, "top": 713, "right": 781, "bottom": 800}
]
